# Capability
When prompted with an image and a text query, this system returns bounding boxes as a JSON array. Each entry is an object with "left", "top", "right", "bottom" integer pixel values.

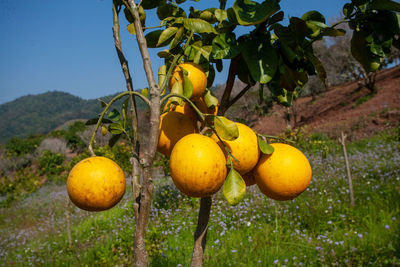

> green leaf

[
  {"left": 158, "top": 65, "right": 167, "bottom": 90},
  {"left": 370, "top": 0, "right": 400, "bottom": 12},
  {"left": 122, "top": 97, "right": 129, "bottom": 128},
  {"left": 181, "top": 68, "right": 193, "bottom": 99},
  {"left": 306, "top": 51, "right": 327, "bottom": 85},
  {"left": 219, "top": 0, "right": 227, "bottom": 10},
  {"left": 301, "top": 10, "right": 325, "bottom": 23},
  {"left": 200, "top": 9, "right": 218, "bottom": 24},
  {"left": 141, "top": 0, "right": 165, "bottom": 10},
  {"left": 343, "top": 3, "right": 355, "bottom": 18},
  {"left": 214, "top": 116, "right": 239, "bottom": 141},
  {"left": 204, "top": 89, "right": 219, "bottom": 108},
  {"left": 169, "top": 80, "right": 184, "bottom": 105},
  {"left": 242, "top": 40, "right": 278, "bottom": 84},
  {"left": 145, "top": 30, "right": 164, "bottom": 48},
  {"left": 170, "top": 26, "right": 185, "bottom": 50},
  {"left": 184, "top": 41, "right": 212, "bottom": 63},
  {"left": 233, "top": 0, "right": 280, "bottom": 26},
  {"left": 267, "top": 10, "right": 284, "bottom": 25},
  {"left": 351, "top": 30, "right": 381, "bottom": 73},
  {"left": 157, "top": 27, "right": 178, "bottom": 47},
  {"left": 108, "top": 109, "right": 121, "bottom": 121},
  {"left": 183, "top": 18, "right": 217, "bottom": 33},
  {"left": 108, "top": 133, "right": 122, "bottom": 147},
  {"left": 211, "top": 33, "right": 240, "bottom": 59},
  {"left": 157, "top": 3, "right": 186, "bottom": 20},
  {"left": 109, "top": 122, "right": 125, "bottom": 135},
  {"left": 223, "top": 168, "right": 246, "bottom": 205},
  {"left": 215, "top": 9, "right": 228, "bottom": 22},
  {"left": 85, "top": 117, "right": 113, "bottom": 126},
  {"left": 258, "top": 136, "right": 274, "bottom": 154}
]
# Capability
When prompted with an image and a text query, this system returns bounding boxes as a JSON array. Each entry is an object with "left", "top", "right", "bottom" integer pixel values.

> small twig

[
  {"left": 225, "top": 84, "right": 251, "bottom": 110},
  {"left": 339, "top": 132, "right": 355, "bottom": 207}
]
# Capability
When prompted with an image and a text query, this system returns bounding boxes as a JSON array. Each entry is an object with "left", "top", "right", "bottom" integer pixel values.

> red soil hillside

[{"left": 252, "top": 66, "right": 400, "bottom": 140}]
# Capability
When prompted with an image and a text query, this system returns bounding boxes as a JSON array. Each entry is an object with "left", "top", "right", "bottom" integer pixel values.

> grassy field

[{"left": 1, "top": 132, "right": 399, "bottom": 266}]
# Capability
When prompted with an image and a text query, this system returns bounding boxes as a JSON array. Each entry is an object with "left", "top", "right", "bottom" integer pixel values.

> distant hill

[{"left": 0, "top": 91, "right": 147, "bottom": 143}]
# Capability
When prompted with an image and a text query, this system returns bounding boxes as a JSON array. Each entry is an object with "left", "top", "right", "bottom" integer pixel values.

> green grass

[{"left": 1, "top": 133, "right": 399, "bottom": 266}]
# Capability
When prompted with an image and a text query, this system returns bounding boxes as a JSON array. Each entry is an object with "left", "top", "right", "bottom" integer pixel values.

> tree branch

[
  {"left": 225, "top": 84, "right": 251, "bottom": 111},
  {"left": 126, "top": 1, "right": 160, "bottom": 266},
  {"left": 112, "top": 0, "right": 141, "bottom": 219},
  {"left": 219, "top": 56, "right": 240, "bottom": 115}
]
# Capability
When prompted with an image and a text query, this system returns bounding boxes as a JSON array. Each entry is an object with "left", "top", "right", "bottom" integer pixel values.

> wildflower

[
  {"left": 385, "top": 224, "right": 390, "bottom": 230},
  {"left": 273, "top": 259, "right": 279, "bottom": 264}
]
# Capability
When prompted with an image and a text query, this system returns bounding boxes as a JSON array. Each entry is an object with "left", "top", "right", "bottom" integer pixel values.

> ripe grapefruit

[
  {"left": 67, "top": 156, "right": 126, "bottom": 211},
  {"left": 254, "top": 143, "right": 312, "bottom": 201},
  {"left": 169, "top": 62, "right": 207, "bottom": 99},
  {"left": 169, "top": 133, "right": 227, "bottom": 197}
]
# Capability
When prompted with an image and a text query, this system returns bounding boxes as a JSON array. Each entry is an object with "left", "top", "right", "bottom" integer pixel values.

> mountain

[{"left": 0, "top": 91, "right": 146, "bottom": 143}]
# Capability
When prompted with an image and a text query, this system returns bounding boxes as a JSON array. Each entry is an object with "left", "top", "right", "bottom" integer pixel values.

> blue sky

[{"left": 0, "top": 0, "right": 348, "bottom": 104}]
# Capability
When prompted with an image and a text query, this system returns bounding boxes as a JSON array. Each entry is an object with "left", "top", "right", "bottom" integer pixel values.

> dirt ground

[{"left": 252, "top": 66, "right": 400, "bottom": 140}]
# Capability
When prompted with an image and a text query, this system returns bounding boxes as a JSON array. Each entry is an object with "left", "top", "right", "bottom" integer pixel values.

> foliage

[
  {"left": 93, "top": 143, "right": 132, "bottom": 173},
  {"left": 38, "top": 150, "right": 66, "bottom": 177},
  {"left": 4, "top": 134, "right": 44, "bottom": 157}
]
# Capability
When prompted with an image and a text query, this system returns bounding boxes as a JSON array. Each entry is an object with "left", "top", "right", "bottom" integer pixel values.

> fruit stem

[
  {"left": 161, "top": 93, "right": 206, "bottom": 122},
  {"left": 88, "top": 91, "right": 151, "bottom": 155}
]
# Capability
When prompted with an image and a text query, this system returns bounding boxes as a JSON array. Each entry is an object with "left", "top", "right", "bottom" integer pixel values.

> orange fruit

[
  {"left": 211, "top": 122, "right": 260, "bottom": 175},
  {"left": 169, "top": 62, "right": 207, "bottom": 99},
  {"left": 254, "top": 143, "right": 312, "bottom": 201},
  {"left": 67, "top": 156, "right": 126, "bottom": 211},
  {"left": 242, "top": 171, "right": 256, "bottom": 186},
  {"left": 169, "top": 133, "right": 227, "bottom": 197},
  {"left": 194, "top": 97, "right": 218, "bottom": 126},
  {"left": 163, "top": 101, "right": 197, "bottom": 125},
  {"left": 157, "top": 111, "right": 197, "bottom": 156}
]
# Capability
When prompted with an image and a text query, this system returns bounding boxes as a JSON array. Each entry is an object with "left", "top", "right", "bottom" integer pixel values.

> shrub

[
  {"left": 38, "top": 150, "right": 66, "bottom": 176},
  {"left": 5, "top": 134, "right": 44, "bottom": 157}
]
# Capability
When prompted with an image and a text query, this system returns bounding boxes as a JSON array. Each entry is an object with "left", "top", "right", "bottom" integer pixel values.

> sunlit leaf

[
  {"left": 181, "top": 68, "right": 193, "bottom": 99},
  {"left": 212, "top": 33, "right": 240, "bottom": 59},
  {"left": 183, "top": 18, "right": 217, "bottom": 33},
  {"left": 214, "top": 116, "right": 239, "bottom": 141},
  {"left": 232, "top": 0, "right": 280, "bottom": 26},
  {"left": 204, "top": 89, "right": 219, "bottom": 108},
  {"left": 141, "top": 87, "right": 149, "bottom": 98},
  {"left": 127, "top": 23, "right": 136, "bottom": 35},
  {"left": 258, "top": 136, "right": 274, "bottom": 154},
  {"left": 170, "top": 26, "right": 185, "bottom": 50},
  {"left": 108, "top": 109, "right": 121, "bottom": 121},
  {"left": 109, "top": 122, "right": 125, "bottom": 135},
  {"left": 223, "top": 168, "right": 246, "bottom": 205},
  {"left": 157, "top": 27, "right": 178, "bottom": 47}
]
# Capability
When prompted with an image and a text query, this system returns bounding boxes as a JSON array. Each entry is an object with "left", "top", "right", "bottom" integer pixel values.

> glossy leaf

[
  {"left": 108, "top": 133, "right": 121, "bottom": 147},
  {"left": 351, "top": 30, "right": 381, "bottom": 72},
  {"left": 370, "top": 0, "right": 400, "bottom": 12},
  {"left": 141, "top": 0, "right": 165, "bottom": 10},
  {"left": 214, "top": 116, "right": 239, "bottom": 141},
  {"left": 108, "top": 109, "right": 121, "bottom": 121},
  {"left": 223, "top": 168, "right": 246, "bottom": 205},
  {"left": 169, "top": 80, "right": 184, "bottom": 105},
  {"left": 170, "top": 26, "right": 185, "bottom": 50},
  {"left": 145, "top": 30, "right": 164, "bottom": 48},
  {"left": 85, "top": 117, "right": 113, "bottom": 125},
  {"left": 141, "top": 87, "right": 149, "bottom": 98},
  {"left": 258, "top": 136, "right": 274, "bottom": 154},
  {"left": 157, "top": 3, "right": 186, "bottom": 20},
  {"left": 109, "top": 122, "right": 125, "bottom": 135},
  {"left": 211, "top": 33, "right": 240, "bottom": 59},
  {"left": 181, "top": 68, "right": 193, "bottom": 99},
  {"left": 204, "top": 89, "right": 219, "bottom": 108},
  {"left": 183, "top": 18, "right": 217, "bottom": 33},
  {"left": 215, "top": 9, "right": 228, "bottom": 22},
  {"left": 242, "top": 40, "right": 278, "bottom": 84},
  {"left": 233, "top": 0, "right": 280, "bottom": 26},
  {"left": 157, "top": 27, "right": 178, "bottom": 47}
]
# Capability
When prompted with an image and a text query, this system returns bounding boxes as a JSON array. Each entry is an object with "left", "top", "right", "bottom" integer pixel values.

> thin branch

[
  {"left": 225, "top": 84, "right": 251, "bottom": 111},
  {"left": 112, "top": 0, "right": 141, "bottom": 217},
  {"left": 219, "top": 56, "right": 240, "bottom": 115}
]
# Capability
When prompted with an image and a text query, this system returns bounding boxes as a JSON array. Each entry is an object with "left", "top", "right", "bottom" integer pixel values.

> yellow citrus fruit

[
  {"left": 194, "top": 97, "right": 218, "bottom": 126},
  {"left": 254, "top": 143, "right": 312, "bottom": 201},
  {"left": 163, "top": 101, "right": 197, "bottom": 125},
  {"left": 67, "top": 156, "right": 126, "bottom": 211},
  {"left": 157, "top": 111, "right": 197, "bottom": 156},
  {"left": 242, "top": 171, "right": 256, "bottom": 186},
  {"left": 211, "top": 122, "right": 260, "bottom": 175},
  {"left": 169, "top": 62, "right": 207, "bottom": 99},
  {"left": 169, "top": 133, "right": 227, "bottom": 197}
]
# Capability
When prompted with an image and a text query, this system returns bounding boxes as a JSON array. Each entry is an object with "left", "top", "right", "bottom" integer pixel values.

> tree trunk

[{"left": 190, "top": 197, "right": 212, "bottom": 267}]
